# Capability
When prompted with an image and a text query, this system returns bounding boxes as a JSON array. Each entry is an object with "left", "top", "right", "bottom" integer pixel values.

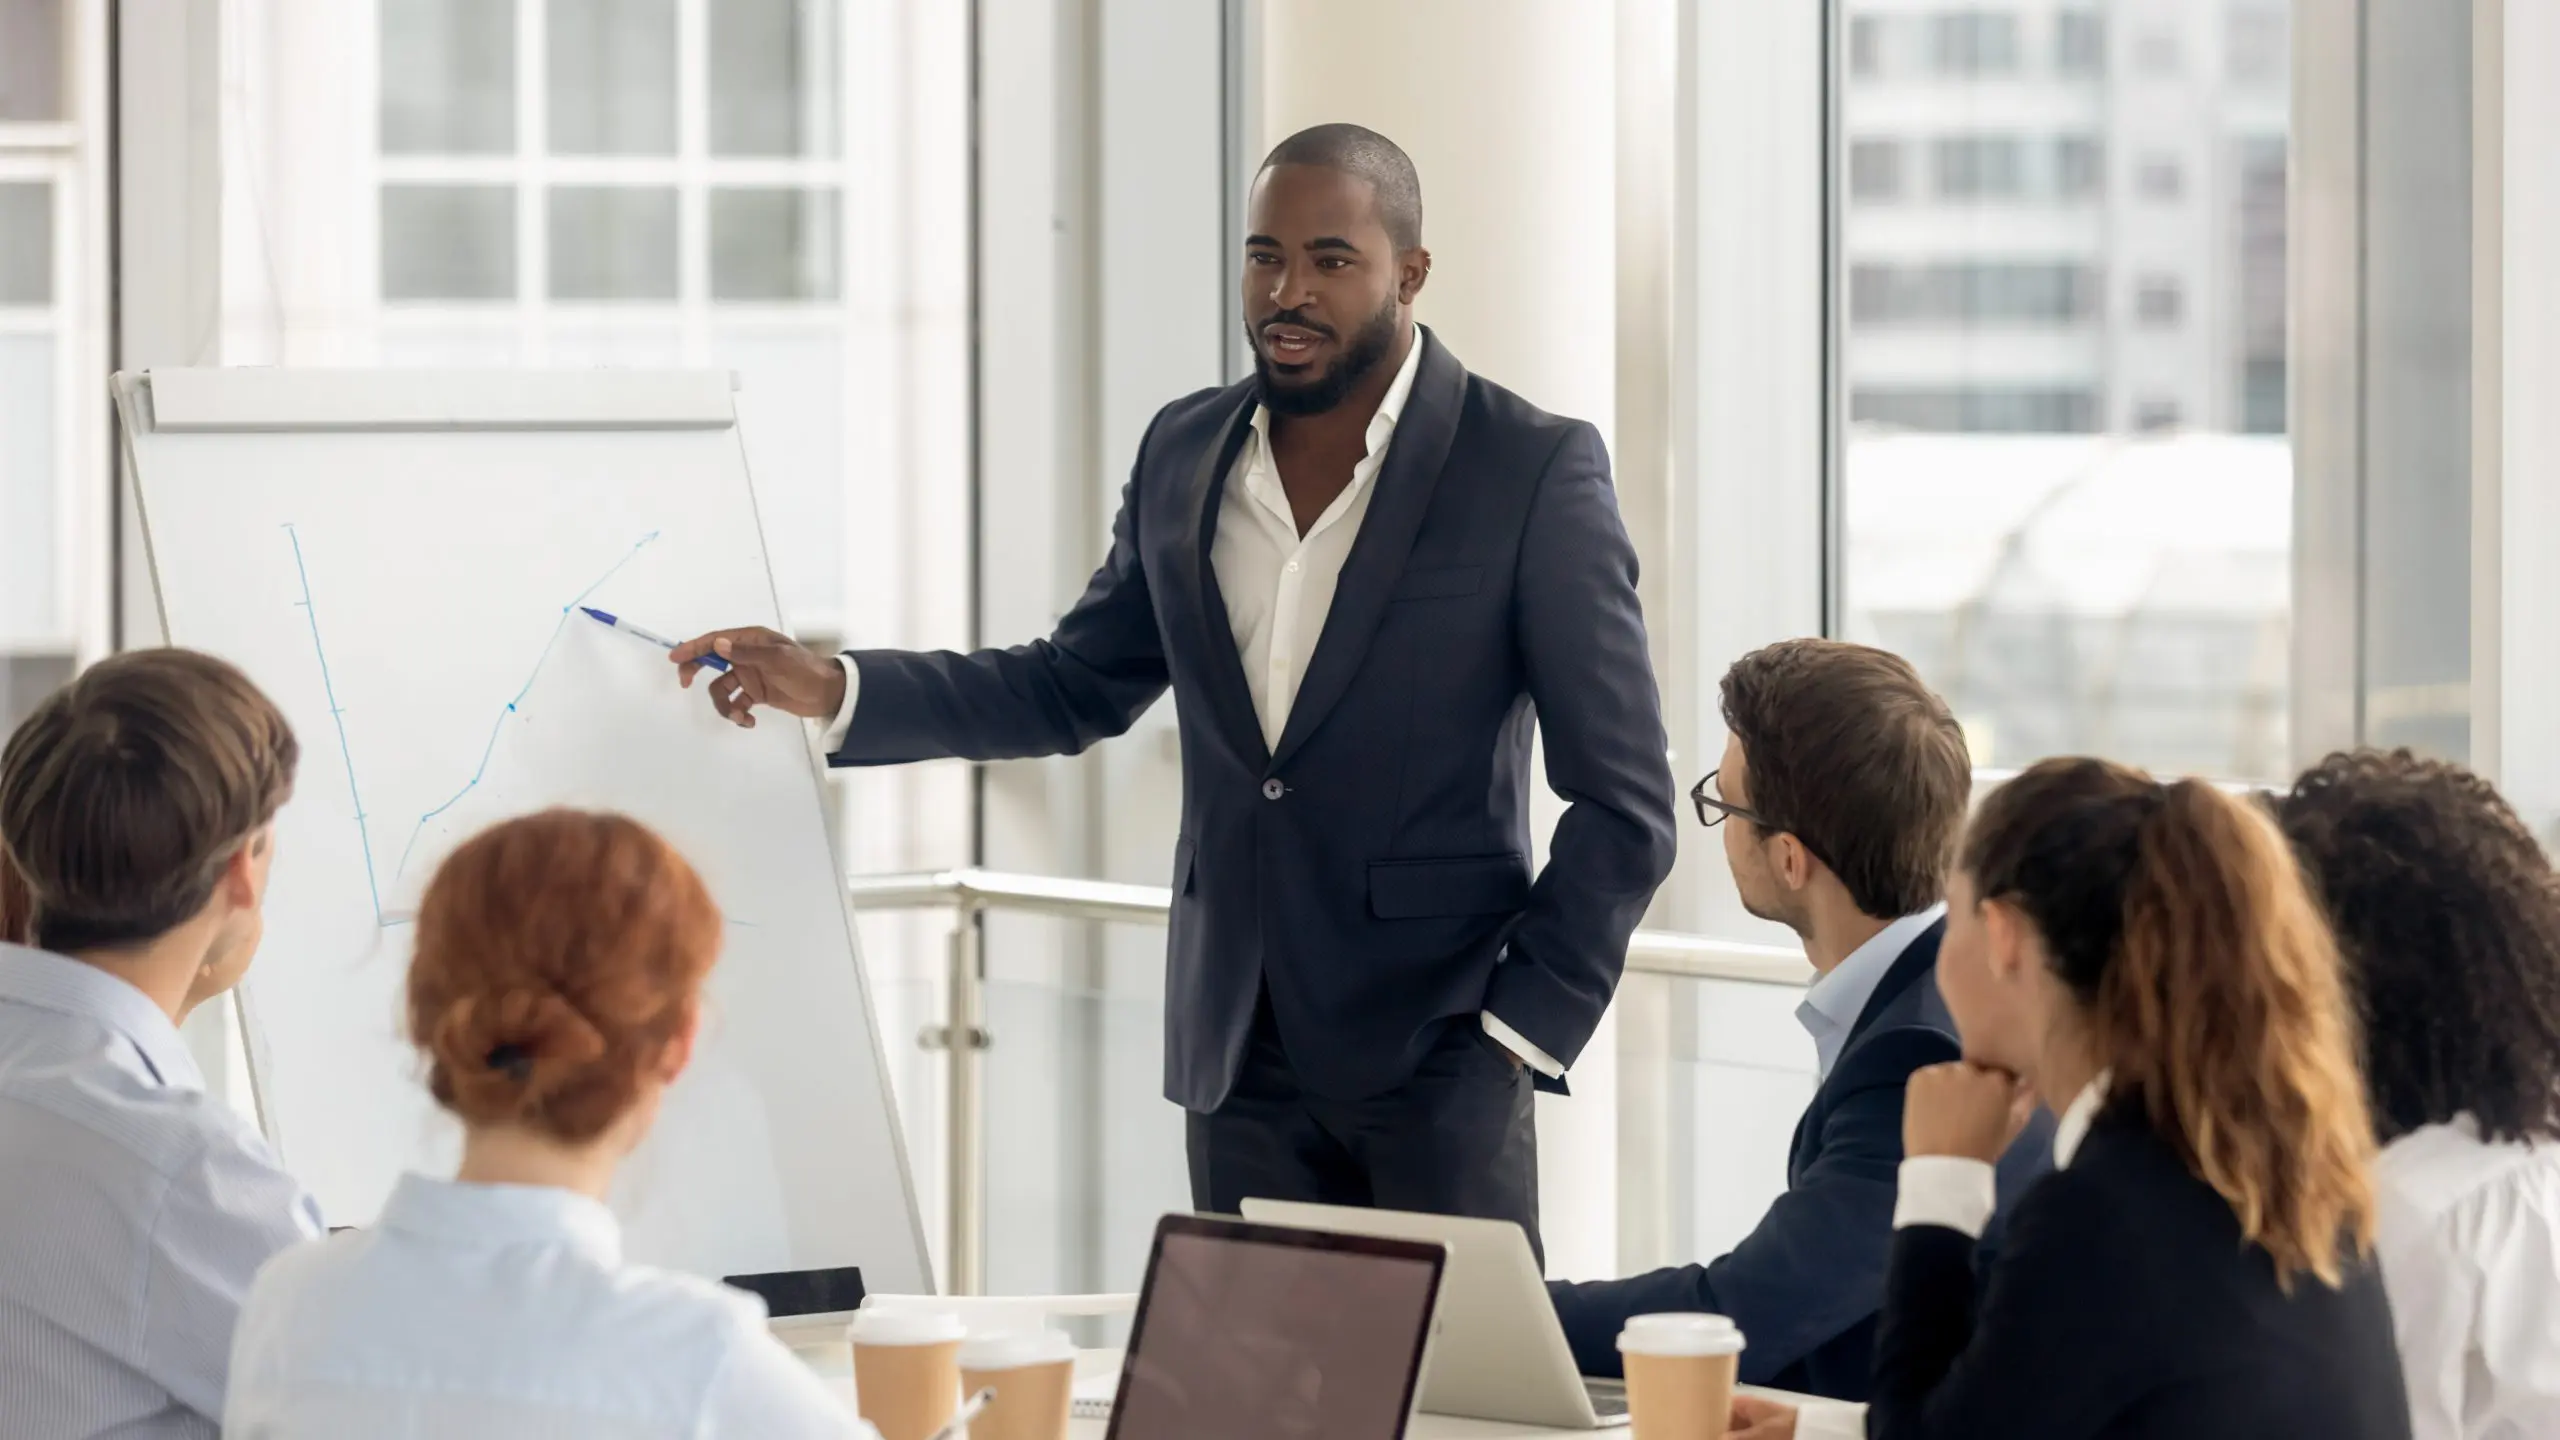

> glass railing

[{"left": 845, "top": 869, "right": 1809, "bottom": 1295}]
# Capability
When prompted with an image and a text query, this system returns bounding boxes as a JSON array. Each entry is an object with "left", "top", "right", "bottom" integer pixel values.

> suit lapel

[
  {"left": 1846, "top": 920, "right": 1945, "bottom": 1044},
  {"left": 1267, "top": 331, "right": 1467, "bottom": 771},
  {"left": 1174, "top": 386, "right": 1271, "bottom": 768},
  {"left": 1789, "top": 920, "right": 1947, "bottom": 1182}
]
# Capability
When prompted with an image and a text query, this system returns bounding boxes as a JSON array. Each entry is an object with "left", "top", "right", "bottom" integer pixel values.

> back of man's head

[
  {"left": 1720, "top": 639, "right": 1970, "bottom": 919},
  {"left": 0, "top": 649, "right": 298, "bottom": 954}
]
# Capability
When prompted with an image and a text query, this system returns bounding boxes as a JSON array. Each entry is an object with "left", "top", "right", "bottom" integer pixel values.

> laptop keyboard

[
  {"left": 1085, "top": 1388, "right": 1631, "bottom": 1424},
  {"left": 1586, "top": 1379, "right": 1631, "bottom": 1419}
]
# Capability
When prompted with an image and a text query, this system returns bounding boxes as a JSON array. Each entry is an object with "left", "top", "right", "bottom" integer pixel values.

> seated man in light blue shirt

[
  {"left": 1546, "top": 639, "right": 2053, "bottom": 1401},
  {"left": 0, "top": 648, "right": 323, "bottom": 1439}
]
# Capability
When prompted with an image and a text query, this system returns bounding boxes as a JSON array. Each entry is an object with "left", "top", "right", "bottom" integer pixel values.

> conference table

[{"left": 808, "top": 1348, "right": 1845, "bottom": 1438}]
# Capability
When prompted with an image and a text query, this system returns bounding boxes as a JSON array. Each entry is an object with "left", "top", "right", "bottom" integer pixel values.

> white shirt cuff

[
  {"left": 1480, "top": 1013, "right": 1564, "bottom": 1079},
  {"left": 1794, "top": 1400, "right": 1870, "bottom": 1439},
  {"left": 1893, "top": 1155, "right": 1997, "bottom": 1238},
  {"left": 817, "top": 654, "right": 860, "bottom": 752}
]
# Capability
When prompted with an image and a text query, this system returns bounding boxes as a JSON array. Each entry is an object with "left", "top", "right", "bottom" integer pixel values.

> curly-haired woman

[{"left": 2278, "top": 750, "right": 2560, "bottom": 1440}]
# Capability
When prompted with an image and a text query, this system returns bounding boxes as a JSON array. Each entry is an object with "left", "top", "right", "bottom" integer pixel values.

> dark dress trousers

[
  {"left": 1549, "top": 922, "right": 2055, "bottom": 1401},
  {"left": 830, "top": 330, "right": 1678, "bottom": 1241},
  {"left": 1872, "top": 1109, "right": 2413, "bottom": 1440}
]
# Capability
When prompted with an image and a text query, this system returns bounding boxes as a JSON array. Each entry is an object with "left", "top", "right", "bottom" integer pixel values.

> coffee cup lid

[
  {"left": 1616, "top": 1312, "right": 1746, "bottom": 1357},
  {"left": 851, "top": 1307, "right": 967, "bottom": 1345},
  {"left": 959, "top": 1329, "right": 1077, "bottom": 1370}
]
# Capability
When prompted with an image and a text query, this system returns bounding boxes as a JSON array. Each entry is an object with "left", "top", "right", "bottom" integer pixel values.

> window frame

[
  {"left": 0, "top": 0, "right": 106, "bottom": 663},
  {"left": 1822, "top": 0, "right": 2304, "bottom": 796},
  {"left": 358, "top": 0, "right": 865, "bottom": 638}
]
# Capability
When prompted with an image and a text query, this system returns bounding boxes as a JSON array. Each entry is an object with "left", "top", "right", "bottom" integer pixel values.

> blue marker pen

[{"left": 579, "top": 607, "right": 731, "bottom": 672}]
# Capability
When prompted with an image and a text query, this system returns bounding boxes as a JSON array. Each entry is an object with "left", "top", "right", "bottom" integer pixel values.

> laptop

[
  {"left": 1241, "top": 1200, "right": 1632, "bottom": 1430},
  {"left": 1088, "top": 1213, "right": 1447, "bottom": 1440}
]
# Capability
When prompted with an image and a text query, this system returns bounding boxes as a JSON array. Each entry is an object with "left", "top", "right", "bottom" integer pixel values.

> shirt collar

[
  {"left": 378, "top": 1172, "right": 624, "bottom": 1267},
  {"left": 1795, "top": 904, "right": 1947, "bottom": 1080},
  {"left": 2053, "top": 1069, "right": 2113, "bottom": 1168},
  {"left": 0, "top": 941, "right": 203, "bottom": 1091},
  {"left": 1246, "top": 324, "right": 1429, "bottom": 460}
]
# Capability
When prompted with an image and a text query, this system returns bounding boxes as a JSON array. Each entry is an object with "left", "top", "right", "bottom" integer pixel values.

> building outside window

[
  {"left": 1838, "top": 0, "right": 2294, "bottom": 783},
  {"left": 2135, "top": 25, "right": 2184, "bottom": 75},
  {"left": 1934, "top": 134, "right": 2027, "bottom": 199},
  {"left": 2053, "top": 133, "right": 2104, "bottom": 198},
  {"left": 1849, "top": 138, "right": 1903, "bottom": 202},
  {"left": 2136, "top": 274, "right": 2184, "bottom": 325},
  {"left": 2055, "top": 10, "right": 2106, "bottom": 74},
  {"left": 1930, "top": 11, "right": 2023, "bottom": 76}
]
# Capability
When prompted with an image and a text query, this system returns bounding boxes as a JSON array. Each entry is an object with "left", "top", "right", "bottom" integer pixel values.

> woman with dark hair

[
  {"left": 224, "top": 810, "right": 874, "bottom": 1439},
  {"left": 1732, "top": 758, "right": 2411, "bottom": 1439},
  {"left": 2277, "top": 750, "right": 2560, "bottom": 1440}
]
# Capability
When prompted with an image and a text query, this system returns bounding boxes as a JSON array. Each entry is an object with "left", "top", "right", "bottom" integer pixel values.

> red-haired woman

[{"left": 224, "top": 810, "right": 875, "bottom": 1438}]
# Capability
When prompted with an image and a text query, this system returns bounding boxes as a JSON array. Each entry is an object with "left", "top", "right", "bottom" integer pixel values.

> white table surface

[{"left": 802, "top": 1346, "right": 1836, "bottom": 1438}]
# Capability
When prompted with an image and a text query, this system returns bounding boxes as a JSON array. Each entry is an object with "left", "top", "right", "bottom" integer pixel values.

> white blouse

[
  {"left": 225, "top": 1173, "right": 875, "bottom": 1440},
  {"left": 2376, "top": 1117, "right": 2560, "bottom": 1440}
]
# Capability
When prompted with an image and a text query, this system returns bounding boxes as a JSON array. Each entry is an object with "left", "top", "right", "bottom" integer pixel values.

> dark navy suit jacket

[
  {"left": 829, "top": 330, "right": 1678, "bottom": 1113},
  {"left": 1548, "top": 921, "right": 2055, "bottom": 1401}
]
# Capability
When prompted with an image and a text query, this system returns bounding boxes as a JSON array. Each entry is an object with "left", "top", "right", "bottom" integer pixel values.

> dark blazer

[
  {"left": 1549, "top": 921, "right": 2054, "bottom": 1400},
  {"left": 831, "top": 330, "right": 1678, "bottom": 1113},
  {"left": 1872, "top": 1109, "right": 2412, "bottom": 1440}
]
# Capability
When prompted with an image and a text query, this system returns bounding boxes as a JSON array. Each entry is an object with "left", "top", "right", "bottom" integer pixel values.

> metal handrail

[
  {"left": 844, "top": 868, "right": 1812, "bottom": 985},
  {"left": 843, "top": 866, "right": 1807, "bottom": 1294}
]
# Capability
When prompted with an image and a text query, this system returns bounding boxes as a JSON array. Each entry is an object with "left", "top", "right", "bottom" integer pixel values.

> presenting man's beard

[{"left": 1248, "top": 298, "right": 1401, "bottom": 417}]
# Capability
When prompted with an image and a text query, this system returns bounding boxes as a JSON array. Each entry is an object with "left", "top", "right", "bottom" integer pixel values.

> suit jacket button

[{"left": 1262, "top": 778, "right": 1286, "bottom": 800}]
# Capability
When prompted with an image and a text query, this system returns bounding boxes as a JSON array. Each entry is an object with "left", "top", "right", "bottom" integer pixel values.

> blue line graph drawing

[
  {"left": 285, "top": 525, "right": 659, "bottom": 926},
  {"left": 286, "top": 525, "right": 385, "bottom": 924},
  {"left": 391, "top": 531, "right": 659, "bottom": 883}
]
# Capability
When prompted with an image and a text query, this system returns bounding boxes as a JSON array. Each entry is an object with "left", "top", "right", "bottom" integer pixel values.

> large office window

[
  {"left": 1837, "top": 0, "right": 2293, "bottom": 782},
  {"left": 0, "top": 0, "right": 92, "bottom": 731},
  {"left": 371, "top": 0, "right": 852, "bottom": 631},
  {"left": 200, "top": 0, "right": 972, "bottom": 1239}
]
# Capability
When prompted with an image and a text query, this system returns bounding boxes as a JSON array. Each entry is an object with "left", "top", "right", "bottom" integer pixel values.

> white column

[
  {"left": 1257, "top": 1, "right": 1616, "bottom": 434},
  {"left": 1256, "top": 0, "right": 1621, "bottom": 1280},
  {"left": 2473, "top": 0, "right": 2560, "bottom": 842},
  {"left": 114, "top": 0, "right": 223, "bottom": 653}
]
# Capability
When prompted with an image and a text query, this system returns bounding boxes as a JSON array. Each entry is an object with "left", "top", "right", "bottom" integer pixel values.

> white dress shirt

[
  {"left": 0, "top": 942, "right": 324, "bottom": 1439},
  {"left": 820, "top": 337, "right": 1561, "bottom": 1077},
  {"left": 2374, "top": 1116, "right": 2560, "bottom": 1440},
  {"left": 225, "top": 1173, "right": 874, "bottom": 1439},
  {"left": 1796, "top": 905, "right": 1946, "bottom": 1082}
]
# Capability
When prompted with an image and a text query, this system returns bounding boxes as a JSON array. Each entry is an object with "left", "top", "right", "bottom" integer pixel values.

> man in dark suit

[
  {"left": 669, "top": 124, "right": 1677, "bottom": 1255},
  {"left": 1548, "top": 640, "right": 2051, "bottom": 1400}
]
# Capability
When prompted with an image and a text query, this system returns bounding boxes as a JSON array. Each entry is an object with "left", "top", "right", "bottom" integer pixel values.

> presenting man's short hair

[{"left": 1260, "top": 122, "right": 1424, "bottom": 250}]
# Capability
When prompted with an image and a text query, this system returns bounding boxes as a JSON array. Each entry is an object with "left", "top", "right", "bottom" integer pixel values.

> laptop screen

[{"left": 1109, "top": 1216, "right": 1444, "bottom": 1440}]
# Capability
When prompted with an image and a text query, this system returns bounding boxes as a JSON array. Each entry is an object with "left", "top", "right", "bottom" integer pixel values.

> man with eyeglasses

[{"left": 1546, "top": 638, "right": 2052, "bottom": 1405}]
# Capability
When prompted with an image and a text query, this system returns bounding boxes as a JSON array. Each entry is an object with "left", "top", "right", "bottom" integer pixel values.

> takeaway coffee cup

[
  {"left": 1618, "top": 1312, "right": 1746, "bottom": 1439},
  {"left": 957, "top": 1329, "right": 1078, "bottom": 1440},
  {"left": 850, "top": 1307, "right": 966, "bottom": 1440}
]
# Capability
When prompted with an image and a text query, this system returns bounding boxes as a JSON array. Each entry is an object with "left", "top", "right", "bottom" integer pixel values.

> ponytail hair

[{"left": 1963, "top": 758, "right": 2378, "bottom": 1287}]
